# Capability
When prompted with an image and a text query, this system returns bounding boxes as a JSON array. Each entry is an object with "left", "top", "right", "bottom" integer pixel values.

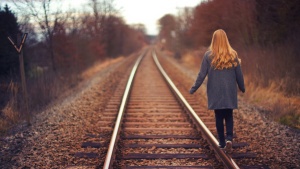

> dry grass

[
  {"left": 0, "top": 105, "right": 19, "bottom": 132},
  {"left": 179, "top": 47, "right": 207, "bottom": 71},
  {"left": 81, "top": 57, "right": 124, "bottom": 79},
  {"left": 0, "top": 81, "right": 19, "bottom": 133},
  {"left": 244, "top": 77, "right": 300, "bottom": 128},
  {"left": 179, "top": 49, "right": 300, "bottom": 129},
  {"left": 0, "top": 57, "right": 124, "bottom": 134}
]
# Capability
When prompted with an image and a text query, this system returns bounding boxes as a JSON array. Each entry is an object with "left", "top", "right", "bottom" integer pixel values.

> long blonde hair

[{"left": 209, "top": 29, "right": 238, "bottom": 70}]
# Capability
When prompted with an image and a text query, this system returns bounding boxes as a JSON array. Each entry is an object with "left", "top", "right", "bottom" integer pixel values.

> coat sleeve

[
  {"left": 189, "top": 54, "right": 209, "bottom": 94},
  {"left": 235, "top": 63, "right": 245, "bottom": 93}
]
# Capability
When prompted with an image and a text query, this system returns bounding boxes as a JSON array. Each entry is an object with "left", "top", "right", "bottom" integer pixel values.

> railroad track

[{"left": 73, "top": 47, "right": 269, "bottom": 169}]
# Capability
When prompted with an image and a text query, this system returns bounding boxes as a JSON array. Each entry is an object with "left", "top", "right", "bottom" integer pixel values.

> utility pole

[{"left": 8, "top": 33, "right": 30, "bottom": 125}]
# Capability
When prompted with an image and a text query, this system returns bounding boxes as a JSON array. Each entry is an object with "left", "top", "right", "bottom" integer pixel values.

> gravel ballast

[{"left": 0, "top": 49, "right": 299, "bottom": 169}]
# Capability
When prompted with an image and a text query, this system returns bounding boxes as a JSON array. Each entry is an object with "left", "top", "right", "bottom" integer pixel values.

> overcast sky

[
  {"left": 1, "top": 0, "right": 202, "bottom": 35},
  {"left": 114, "top": 0, "right": 201, "bottom": 35}
]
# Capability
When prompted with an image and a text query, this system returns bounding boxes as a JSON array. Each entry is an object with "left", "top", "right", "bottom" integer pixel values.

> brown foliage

[{"left": 187, "top": 0, "right": 257, "bottom": 48}]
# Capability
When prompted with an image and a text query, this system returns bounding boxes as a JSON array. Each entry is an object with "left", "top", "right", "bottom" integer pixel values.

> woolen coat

[{"left": 190, "top": 51, "right": 245, "bottom": 110}]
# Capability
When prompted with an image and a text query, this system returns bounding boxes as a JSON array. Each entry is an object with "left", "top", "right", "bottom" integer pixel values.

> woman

[{"left": 189, "top": 29, "right": 245, "bottom": 151}]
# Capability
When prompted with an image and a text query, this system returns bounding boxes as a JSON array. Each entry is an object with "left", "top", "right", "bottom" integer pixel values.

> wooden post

[
  {"left": 8, "top": 33, "right": 30, "bottom": 125},
  {"left": 19, "top": 42, "right": 30, "bottom": 125}
]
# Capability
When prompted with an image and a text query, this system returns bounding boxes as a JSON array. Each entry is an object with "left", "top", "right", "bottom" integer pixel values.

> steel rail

[
  {"left": 152, "top": 50, "right": 240, "bottom": 169},
  {"left": 103, "top": 50, "right": 146, "bottom": 169}
]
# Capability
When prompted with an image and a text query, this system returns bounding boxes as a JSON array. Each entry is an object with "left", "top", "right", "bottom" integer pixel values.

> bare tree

[
  {"left": 88, "top": 0, "right": 121, "bottom": 57},
  {"left": 11, "top": 0, "right": 66, "bottom": 73},
  {"left": 88, "top": 0, "right": 118, "bottom": 33}
]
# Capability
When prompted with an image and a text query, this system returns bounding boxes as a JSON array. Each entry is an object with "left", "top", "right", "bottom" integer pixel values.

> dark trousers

[{"left": 214, "top": 109, "right": 233, "bottom": 147}]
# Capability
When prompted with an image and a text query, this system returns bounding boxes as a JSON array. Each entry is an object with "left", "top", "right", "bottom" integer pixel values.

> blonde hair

[{"left": 209, "top": 29, "right": 238, "bottom": 70}]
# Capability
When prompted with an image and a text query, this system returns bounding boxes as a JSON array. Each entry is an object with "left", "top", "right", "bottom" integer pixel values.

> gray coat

[{"left": 190, "top": 51, "right": 245, "bottom": 110}]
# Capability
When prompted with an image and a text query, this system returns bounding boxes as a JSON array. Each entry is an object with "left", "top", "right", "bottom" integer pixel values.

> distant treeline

[
  {"left": 0, "top": 1, "right": 148, "bottom": 120},
  {"left": 158, "top": 0, "right": 300, "bottom": 95},
  {"left": 0, "top": 3, "right": 147, "bottom": 78}
]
